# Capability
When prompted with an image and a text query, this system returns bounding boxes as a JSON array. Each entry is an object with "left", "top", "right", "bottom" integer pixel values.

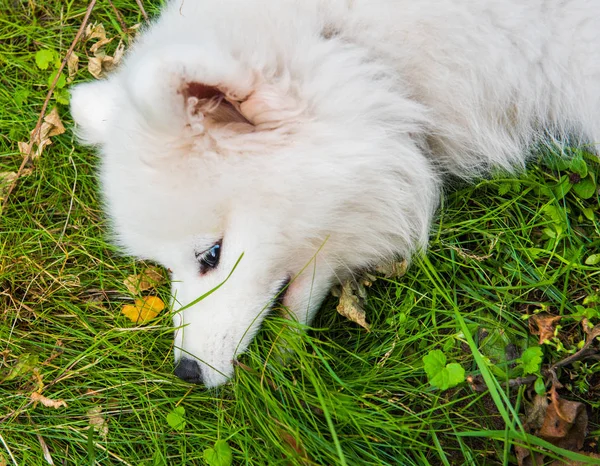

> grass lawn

[{"left": 1, "top": 1, "right": 599, "bottom": 464}]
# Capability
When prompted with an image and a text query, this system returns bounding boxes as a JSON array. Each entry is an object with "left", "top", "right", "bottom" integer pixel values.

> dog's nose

[{"left": 174, "top": 358, "right": 203, "bottom": 384}]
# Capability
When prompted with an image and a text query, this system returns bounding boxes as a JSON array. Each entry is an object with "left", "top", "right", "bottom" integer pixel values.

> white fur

[{"left": 71, "top": 0, "right": 600, "bottom": 387}]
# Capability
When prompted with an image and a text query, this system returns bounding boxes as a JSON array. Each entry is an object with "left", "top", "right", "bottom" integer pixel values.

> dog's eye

[{"left": 195, "top": 242, "right": 221, "bottom": 273}]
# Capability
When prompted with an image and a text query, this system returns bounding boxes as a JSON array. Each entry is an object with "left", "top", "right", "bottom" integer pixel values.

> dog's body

[{"left": 71, "top": 0, "right": 600, "bottom": 386}]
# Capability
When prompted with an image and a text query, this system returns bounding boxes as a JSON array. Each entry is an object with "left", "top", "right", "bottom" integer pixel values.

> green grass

[{"left": 1, "top": 2, "right": 599, "bottom": 465}]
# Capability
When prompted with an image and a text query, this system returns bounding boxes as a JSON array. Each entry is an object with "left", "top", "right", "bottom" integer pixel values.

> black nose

[{"left": 174, "top": 358, "right": 203, "bottom": 384}]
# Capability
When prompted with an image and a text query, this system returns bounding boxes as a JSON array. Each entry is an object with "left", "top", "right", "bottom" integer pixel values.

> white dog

[{"left": 70, "top": 0, "right": 600, "bottom": 387}]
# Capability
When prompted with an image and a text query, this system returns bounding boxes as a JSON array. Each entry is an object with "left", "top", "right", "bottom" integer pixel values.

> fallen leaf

[
  {"left": 121, "top": 296, "right": 165, "bottom": 324},
  {"left": 30, "top": 392, "right": 67, "bottom": 409},
  {"left": 66, "top": 52, "right": 79, "bottom": 81},
  {"left": 124, "top": 266, "right": 165, "bottom": 294},
  {"left": 42, "top": 107, "right": 66, "bottom": 138},
  {"left": 85, "top": 23, "right": 108, "bottom": 41},
  {"left": 18, "top": 141, "right": 32, "bottom": 157},
  {"left": 336, "top": 281, "right": 370, "bottom": 331},
  {"left": 0, "top": 453, "right": 7, "bottom": 466},
  {"left": 89, "top": 36, "right": 114, "bottom": 55},
  {"left": 87, "top": 406, "right": 109, "bottom": 439},
  {"left": 88, "top": 54, "right": 119, "bottom": 79},
  {"left": 529, "top": 314, "right": 562, "bottom": 344},
  {"left": 22, "top": 107, "right": 66, "bottom": 160},
  {"left": 374, "top": 259, "right": 408, "bottom": 279},
  {"left": 85, "top": 21, "right": 124, "bottom": 79},
  {"left": 516, "top": 387, "right": 588, "bottom": 466},
  {"left": 0, "top": 172, "right": 18, "bottom": 200},
  {"left": 112, "top": 40, "right": 125, "bottom": 66}
]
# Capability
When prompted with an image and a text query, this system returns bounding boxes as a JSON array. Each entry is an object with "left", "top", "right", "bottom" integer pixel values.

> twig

[
  {"left": 106, "top": 0, "right": 128, "bottom": 31},
  {"left": 1, "top": 0, "right": 98, "bottom": 211},
  {"left": 135, "top": 0, "right": 149, "bottom": 22},
  {"left": 468, "top": 322, "right": 600, "bottom": 392}
]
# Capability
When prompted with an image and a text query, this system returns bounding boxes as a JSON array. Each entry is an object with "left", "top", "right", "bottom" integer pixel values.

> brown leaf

[
  {"left": 88, "top": 55, "right": 119, "bottom": 79},
  {"left": 374, "top": 259, "right": 408, "bottom": 279},
  {"left": 112, "top": 40, "right": 125, "bottom": 66},
  {"left": 89, "top": 36, "right": 114, "bottom": 55},
  {"left": 87, "top": 406, "right": 109, "bottom": 439},
  {"left": 516, "top": 388, "right": 588, "bottom": 466},
  {"left": 30, "top": 392, "right": 67, "bottom": 409},
  {"left": 18, "top": 141, "right": 32, "bottom": 157},
  {"left": 0, "top": 453, "right": 7, "bottom": 466},
  {"left": 42, "top": 107, "right": 65, "bottom": 138},
  {"left": 23, "top": 108, "right": 66, "bottom": 160},
  {"left": 124, "top": 266, "right": 166, "bottom": 295},
  {"left": 529, "top": 314, "right": 562, "bottom": 344},
  {"left": 0, "top": 172, "right": 18, "bottom": 200},
  {"left": 67, "top": 52, "right": 79, "bottom": 81},
  {"left": 85, "top": 23, "right": 108, "bottom": 41},
  {"left": 336, "top": 281, "right": 370, "bottom": 331}
]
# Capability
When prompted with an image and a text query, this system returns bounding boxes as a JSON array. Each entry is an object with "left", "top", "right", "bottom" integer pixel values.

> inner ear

[
  {"left": 183, "top": 82, "right": 223, "bottom": 101},
  {"left": 181, "top": 81, "right": 251, "bottom": 128}
]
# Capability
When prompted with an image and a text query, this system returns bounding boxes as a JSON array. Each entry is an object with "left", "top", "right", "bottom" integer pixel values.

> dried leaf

[
  {"left": 22, "top": 108, "right": 66, "bottom": 160},
  {"left": 88, "top": 55, "right": 119, "bottom": 79},
  {"left": 42, "top": 107, "right": 66, "bottom": 138},
  {"left": 516, "top": 388, "right": 588, "bottom": 466},
  {"left": 0, "top": 172, "right": 18, "bottom": 200},
  {"left": 89, "top": 36, "right": 114, "bottom": 55},
  {"left": 529, "top": 314, "right": 562, "bottom": 344},
  {"left": 336, "top": 281, "right": 370, "bottom": 331},
  {"left": 121, "top": 296, "right": 165, "bottom": 324},
  {"left": 30, "top": 392, "right": 67, "bottom": 409},
  {"left": 0, "top": 453, "right": 7, "bottom": 466},
  {"left": 85, "top": 23, "right": 108, "bottom": 41},
  {"left": 37, "top": 434, "right": 54, "bottom": 465},
  {"left": 67, "top": 52, "right": 79, "bottom": 81},
  {"left": 112, "top": 40, "right": 125, "bottom": 66},
  {"left": 87, "top": 406, "right": 109, "bottom": 439},
  {"left": 87, "top": 56, "right": 104, "bottom": 79},
  {"left": 124, "top": 266, "right": 165, "bottom": 295},
  {"left": 374, "top": 259, "right": 408, "bottom": 279},
  {"left": 18, "top": 141, "right": 32, "bottom": 157}
]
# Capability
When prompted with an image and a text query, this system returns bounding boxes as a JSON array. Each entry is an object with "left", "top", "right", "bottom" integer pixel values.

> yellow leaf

[{"left": 121, "top": 296, "right": 165, "bottom": 324}]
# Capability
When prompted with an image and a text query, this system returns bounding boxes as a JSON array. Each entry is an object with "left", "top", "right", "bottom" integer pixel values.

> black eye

[{"left": 195, "top": 242, "right": 221, "bottom": 273}]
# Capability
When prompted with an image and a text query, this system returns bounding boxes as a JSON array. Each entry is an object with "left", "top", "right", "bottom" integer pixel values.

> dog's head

[{"left": 71, "top": 32, "right": 438, "bottom": 386}]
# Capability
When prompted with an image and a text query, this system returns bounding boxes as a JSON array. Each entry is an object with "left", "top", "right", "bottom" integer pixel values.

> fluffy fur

[{"left": 70, "top": 0, "right": 600, "bottom": 387}]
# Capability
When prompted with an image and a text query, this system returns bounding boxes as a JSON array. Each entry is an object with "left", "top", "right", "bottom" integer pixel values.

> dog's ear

[
  {"left": 125, "top": 48, "right": 305, "bottom": 133},
  {"left": 70, "top": 80, "right": 119, "bottom": 145}
]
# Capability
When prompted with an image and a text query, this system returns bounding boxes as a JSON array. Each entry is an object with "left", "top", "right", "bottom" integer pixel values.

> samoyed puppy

[{"left": 70, "top": 0, "right": 600, "bottom": 387}]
